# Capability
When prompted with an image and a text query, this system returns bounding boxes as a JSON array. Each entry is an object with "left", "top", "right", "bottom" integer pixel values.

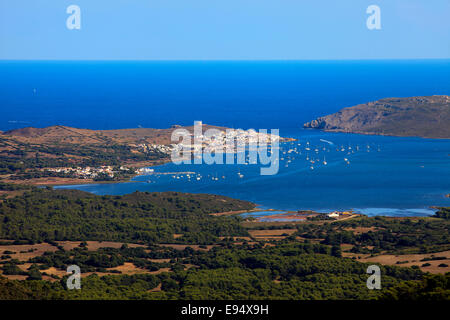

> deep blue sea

[{"left": 1, "top": 60, "right": 449, "bottom": 216}]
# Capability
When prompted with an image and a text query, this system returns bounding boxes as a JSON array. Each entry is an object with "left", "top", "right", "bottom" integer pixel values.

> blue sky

[{"left": 0, "top": 0, "right": 449, "bottom": 60}]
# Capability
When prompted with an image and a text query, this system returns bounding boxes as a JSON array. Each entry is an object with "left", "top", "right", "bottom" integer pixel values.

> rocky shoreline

[{"left": 303, "top": 95, "right": 450, "bottom": 139}]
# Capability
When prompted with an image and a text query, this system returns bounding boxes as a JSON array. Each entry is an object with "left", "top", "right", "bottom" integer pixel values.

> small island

[{"left": 303, "top": 95, "right": 450, "bottom": 139}]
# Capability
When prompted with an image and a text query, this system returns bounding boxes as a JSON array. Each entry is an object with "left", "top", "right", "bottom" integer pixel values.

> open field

[
  {"left": 343, "top": 226, "right": 379, "bottom": 234},
  {"left": 248, "top": 229, "right": 297, "bottom": 241},
  {"left": 106, "top": 262, "right": 152, "bottom": 275},
  {"left": 343, "top": 250, "right": 450, "bottom": 274},
  {"left": 242, "top": 221, "right": 311, "bottom": 228},
  {"left": 0, "top": 242, "right": 58, "bottom": 261}
]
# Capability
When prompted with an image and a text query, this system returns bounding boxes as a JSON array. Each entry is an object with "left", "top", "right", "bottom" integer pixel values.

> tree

[
  {"left": 331, "top": 245, "right": 342, "bottom": 258},
  {"left": 27, "top": 265, "right": 43, "bottom": 280}
]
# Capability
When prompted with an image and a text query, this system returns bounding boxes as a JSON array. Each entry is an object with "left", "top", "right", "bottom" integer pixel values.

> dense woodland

[
  {"left": 0, "top": 188, "right": 254, "bottom": 244},
  {"left": 1, "top": 241, "right": 442, "bottom": 300},
  {"left": 0, "top": 187, "right": 449, "bottom": 300},
  {"left": 0, "top": 182, "right": 34, "bottom": 192}
]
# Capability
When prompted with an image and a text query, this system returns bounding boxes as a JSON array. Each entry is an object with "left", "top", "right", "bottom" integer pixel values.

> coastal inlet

[{"left": 55, "top": 128, "right": 450, "bottom": 217}]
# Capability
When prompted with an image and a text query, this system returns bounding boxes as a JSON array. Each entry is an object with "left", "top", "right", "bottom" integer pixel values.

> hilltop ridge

[
  {"left": 1, "top": 124, "right": 228, "bottom": 145},
  {"left": 303, "top": 95, "right": 450, "bottom": 139}
]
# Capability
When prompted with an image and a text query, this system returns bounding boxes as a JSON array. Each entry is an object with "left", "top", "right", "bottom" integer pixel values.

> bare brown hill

[
  {"left": 303, "top": 95, "right": 450, "bottom": 139},
  {"left": 2, "top": 124, "right": 228, "bottom": 146}
]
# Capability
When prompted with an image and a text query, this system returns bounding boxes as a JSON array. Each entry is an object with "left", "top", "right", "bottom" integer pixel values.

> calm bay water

[
  {"left": 55, "top": 129, "right": 450, "bottom": 216},
  {"left": 1, "top": 60, "right": 449, "bottom": 216}
]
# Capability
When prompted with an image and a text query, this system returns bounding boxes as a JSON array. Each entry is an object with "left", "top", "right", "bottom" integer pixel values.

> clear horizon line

[{"left": 1, "top": 58, "right": 450, "bottom": 62}]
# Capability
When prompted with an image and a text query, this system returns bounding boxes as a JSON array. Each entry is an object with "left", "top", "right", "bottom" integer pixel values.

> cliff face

[{"left": 303, "top": 95, "right": 450, "bottom": 139}]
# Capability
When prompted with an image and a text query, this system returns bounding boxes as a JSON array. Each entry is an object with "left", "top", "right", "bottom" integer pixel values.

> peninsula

[
  {"left": 0, "top": 124, "right": 288, "bottom": 185},
  {"left": 303, "top": 95, "right": 450, "bottom": 139}
]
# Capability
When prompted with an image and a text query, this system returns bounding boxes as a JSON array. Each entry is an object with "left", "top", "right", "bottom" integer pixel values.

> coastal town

[
  {"left": 136, "top": 143, "right": 173, "bottom": 155},
  {"left": 45, "top": 165, "right": 136, "bottom": 180},
  {"left": 169, "top": 122, "right": 285, "bottom": 156},
  {"left": 40, "top": 127, "right": 284, "bottom": 181}
]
